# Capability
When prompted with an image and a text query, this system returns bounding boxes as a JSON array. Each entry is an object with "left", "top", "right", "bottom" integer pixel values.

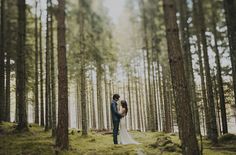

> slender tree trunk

[
  {"left": 157, "top": 63, "right": 163, "bottom": 131},
  {"left": 213, "top": 72, "right": 222, "bottom": 135},
  {"left": 5, "top": 0, "right": 11, "bottom": 122},
  {"left": 5, "top": 43, "right": 10, "bottom": 122},
  {"left": 211, "top": 0, "right": 228, "bottom": 134},
  {"left": 162, "top": 0, "right": 199, "bottom": 154},
  {"left": 178, "top": 0, "right": 200, "bottom": 134},
  {"left": 197, "top": 0, "right": 218, "bottom": 143},
  {"left": 104, "top": 69, "right": 110, "bottom": 130},
  {"left": 56, "top": 0, "right": 69, "bottom": 150},
  {"left": 39, "top": 10, "right": 44, "bottom": 126},
  {"left": 127, "top": 72, "right": 133, "bottom": 130},
  {"left": 78, "top": 2, "right": 87, "bottom": 135},
  {"left": 50, "top": 0, "right": 56, "bottom": 136},
  {"left": 223, "top": 0, "right": 236, "bottom": 105},
  {"left": 134, "top": 75, "right": 141, "bottom": 130},
  {"left": 45, "top": 0, "right": 50, "bottom": 131},
  {"left": 97, "top": 63, "right": 104, "bottom": 130},
  {"left": 192, "top": 1, "right": 211, "bottom": 137},
  {"left": 16, "top": 0, "right": 28, "bottom": 131},
  {"left": 0, "top": 0, "right": 6, "bottom": 122},
  {"left": 34, "top": 0, "right": 39, "bottom": 124}
]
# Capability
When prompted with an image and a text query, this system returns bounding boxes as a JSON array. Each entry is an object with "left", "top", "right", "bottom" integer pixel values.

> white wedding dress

[{"left": 119, "top": 108, "right": 140, "bottom": 145}]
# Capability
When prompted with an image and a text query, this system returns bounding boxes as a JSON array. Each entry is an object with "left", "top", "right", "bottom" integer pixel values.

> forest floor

[{"left": 0, "top": 122, "right": 236, "bottom": 155}]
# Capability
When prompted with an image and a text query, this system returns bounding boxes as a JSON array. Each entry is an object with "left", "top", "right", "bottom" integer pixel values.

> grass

[{"left": 0, "top": 122, "right": 236, "bottom": 155}]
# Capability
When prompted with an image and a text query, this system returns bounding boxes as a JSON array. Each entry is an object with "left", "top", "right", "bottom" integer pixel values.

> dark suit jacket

[{"left": 111, "top": 100, "right": 122, "bottom": 122}]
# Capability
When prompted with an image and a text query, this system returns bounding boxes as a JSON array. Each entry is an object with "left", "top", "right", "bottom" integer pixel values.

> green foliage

[{"left": 219, "top": 134, "right": 236, "bottom": 143}]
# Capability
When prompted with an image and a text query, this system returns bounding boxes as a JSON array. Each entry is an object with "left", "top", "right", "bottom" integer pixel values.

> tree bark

[
  {"left": 56, "top": 0, "right": 69, "bottom": 150},
  {"left": 211, "top": 0, "right": 228, "bottom": 134},
  {"left": 45, "top": 0, "right": 51, "bottom": 131},
  {"left": 34, "top": 0, "right": 39, "bottom": 124},
  {"left": 39, "top": 9, "right": 44, "bottom": 126},
  {"left": 223, "top": 0, "right": 236, "bottom": 105},
  {"left": 16, "top": 0, "right": 28, "bottom": 131},
  {"left": 162, "top": 0, "right": 200, "bottom": 154},
  {"left": 178, "top": 0, "right": 200, "bottom": 134},
  {"left": 50, "top": 0, "right": 56, "bottom": 137},
  {"left": 0, "top": 0, "right": 6, "bottom": 122},
  {"left": 196, "top": 0, "right": 218, "bottom": 143}
]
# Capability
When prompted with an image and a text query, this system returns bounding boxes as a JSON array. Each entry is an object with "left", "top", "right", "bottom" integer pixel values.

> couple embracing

[{"left": 110, "top": 94, "right": 140, "bottom": 145}]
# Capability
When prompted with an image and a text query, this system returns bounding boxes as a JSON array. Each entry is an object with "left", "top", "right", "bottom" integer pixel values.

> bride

[{"left": 119, "top": 100, "right": 140, "bottom": 145}]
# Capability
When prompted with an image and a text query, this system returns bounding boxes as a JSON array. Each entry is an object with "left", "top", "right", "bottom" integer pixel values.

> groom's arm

[{"left": 111, "top": 103, "right": 123, "bottom": 118}]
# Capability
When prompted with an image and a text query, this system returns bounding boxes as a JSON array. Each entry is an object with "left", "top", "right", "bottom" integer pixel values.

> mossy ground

[{"left": 0, "top": 122, "right": 236, "bottom": 155}]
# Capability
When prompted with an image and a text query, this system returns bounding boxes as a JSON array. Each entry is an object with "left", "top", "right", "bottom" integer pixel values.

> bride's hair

[{"left": 121, "top": 100, "right": 128, "bottom": 115}]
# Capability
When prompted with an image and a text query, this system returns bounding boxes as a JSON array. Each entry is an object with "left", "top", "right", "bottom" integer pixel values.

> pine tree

[
  {"left": 162, "top": 0, "right": 199, "bottom": 154},
  {"left": 56, "top": 0, "right": 69, "bottom": 150},
  {"left": 16, "top": 0, "right": 28, "bottom": 131}
]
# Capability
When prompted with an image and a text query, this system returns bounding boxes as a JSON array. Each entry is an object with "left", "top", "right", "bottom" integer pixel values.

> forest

[{"left": 0, "top": 0, "right": 236, "bottom": 155}]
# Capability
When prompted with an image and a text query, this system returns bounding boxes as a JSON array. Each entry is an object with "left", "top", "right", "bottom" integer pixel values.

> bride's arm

[{"left": 119, "top": 107, "right": 125, "bottom": 116}]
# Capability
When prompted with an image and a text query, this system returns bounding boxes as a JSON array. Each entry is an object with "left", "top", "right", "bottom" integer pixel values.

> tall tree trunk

[
  {"left": 140, "top": 0, "right": 154, "bottom": 131},
  {"left": 157, "top": 63, "right": 164, "bottom": 131},
  {"left": 134, "top": 75, "right": 141, "bottom": 130},
  {"left": 34, "top": 0, "right": 39, "bottom": 124},
  {"left": 162, "top": 0, "right": 200, "bottom": 154},
  {"left": 5, "top": 0, "right": 11, "bottom": 122},
  {"left": 97, "top": 63, "right": 104, "bottom": 129},
  {"left": 45, "top": 0, "right": 50, "bottom": 131},
  {"left": 56, "top": 0, "right": 69, "bottom": 150},
  {"left": 127, "top": 72, "right": 133, "bottom": 129},
  {"left": 0, "top": 0, "right": 6, "bottom": 122},
  {"left": 16, "top": 0, "right": 28, "bottom": 131},
  {"left": 192, "top": 0, "right": 211, "bottom": 137},
  {"left": 212, "top": 71, "right": 222, "bottom": 135},
  {"left": 104, "top": 69, "right": 110, "bottom": 130},
  {"left": 211, "top": 0, "right": 228, "bottom": 134},
  {"left": 223, "top": 0, "right": 236, "bottom": 105},
  {"left": 178, "top": 0, "right": 200, "bottom": 134},
  {"left": 79, "top": 1, "right": 87, "bottom": 135},
  {"left": 196, "top": 0, "right": 218, "bottom": 143},
  {"left": 5, "top": 43, "right": 10, "bottom": 122},
  {"left": 50, "top": 0, "right": 56, "bottom": 137},
  {"left": 39, "top": 9, "right": 44, "bottom": 126}
]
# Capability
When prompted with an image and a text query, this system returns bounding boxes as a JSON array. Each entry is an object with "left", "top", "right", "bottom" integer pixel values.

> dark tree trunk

[
  {"left": 45, "top": 0, "right": 51, "bottom": 131},
  {"left": 39, "top": 10, "right": 44, "bottom": 126},
  {"left": 34, "top": 0, "right": 39, "bottom": 124},
  {"left": 223, "top": 0, "right": 236, "bottom": 105},
  {"left": 192, "top": 0, "right": 211, "bottom": 137},
  {"left": 16, "top": 0, "right": 28, "bottom": 131},
  {"left": 0, "top": 0, "right": 6, "bottom": 122},
  {"left": 211, "top": 0, "right": 228, "bottom": 134},
  {"left": 178, "top": 0, "right": 200, "bottom": 134},
  {"left": 50, "top": 0, "right": 56, "bottom": 137},
  {"left": 162, "top": 0, "right": 200, "bottom": 154},
  {"left": 196, "top": 0, "right": 218, "bottom": 143},
  {"left": 56, "top": 0, "right": 69, "bottom": 150},
  {"left": 96, "top": 63, "right": 104, "bottom": 130},
  {"left": 5, "top": 0, "right": 11, "bottom": 122},
  {"left": 5, "top": 43, "right": 10, "bottom": 122},
  {"left": 78, "top": 1, "right": 87, "bottom": 135}
]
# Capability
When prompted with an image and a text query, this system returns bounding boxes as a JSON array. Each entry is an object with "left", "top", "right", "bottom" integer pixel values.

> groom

[{"left": 111, "top": 94, "right": 123, "bottom": 144}]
